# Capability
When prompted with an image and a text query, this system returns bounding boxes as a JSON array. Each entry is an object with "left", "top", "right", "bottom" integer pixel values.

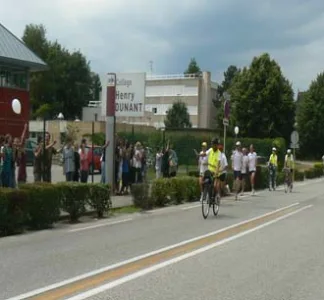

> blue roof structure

[{"left": 0, "top": 23, "right": 47, "bottom": 71}]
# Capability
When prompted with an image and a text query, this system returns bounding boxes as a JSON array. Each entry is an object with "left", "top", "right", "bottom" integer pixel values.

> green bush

[
  {"left": 169, "top": 177, "right": 187, "bottom": 204},
  {"left": 313, "top": 163, "right": 323, "bottom": 177},
  {"left": 305, "top": 168, "right": 317, "bottom": 179},
  {"left": 295, "top": 170, "right": 305, "bottom": 181},
  {"left": 131, "top": 183, "right": 153, "bottom": 210},
  {"left": 0, "top": 189, "right": 28, "bottom": 236},
  {"left": 151, "top": 178, "right": 171, "bottom": 207},
  {"left": 118, "top": 130, "right": 286, "bottom": 167},
  {"left": 88, "top": 183, "right": 111, "bottom": 218},
  {"left": 57, "top": 183, "right": 89, "bottom": 223},
  {"left": 20, "top": 183, "right": 60, "bottom": 229},
  {"left": 182, "top": 176, "right": 200, "bottom": 202}
]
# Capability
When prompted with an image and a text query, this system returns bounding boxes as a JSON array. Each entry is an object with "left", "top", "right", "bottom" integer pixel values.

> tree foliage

[
  {"left": 229, "top": 53, "right": 295, "bottom": 139},
  {"left": 184, "top": 58, "right": 201, "bottom": 75},
  {"left": 22, "top": 23, "right": 99, "bottom": 120},
  {"left": 164, "top": 102, "right": 192, "bottom": 129},
  {"left": 296, "top": 73, "right": 324, "bottom": 158},
  {"left": 214, "top": 65, "right": 241, "bottom": 132}
]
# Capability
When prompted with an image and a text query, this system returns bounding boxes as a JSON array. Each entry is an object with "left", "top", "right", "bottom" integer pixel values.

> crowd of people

[
  {"left": 196, "top": 138, "right": 295, "bottom": 201},
  {"left": 0, "top": 124, "right": 28, "bottom": 188},
  {"left": 155, "top": 142, "right": 178, "bottom": 179}
]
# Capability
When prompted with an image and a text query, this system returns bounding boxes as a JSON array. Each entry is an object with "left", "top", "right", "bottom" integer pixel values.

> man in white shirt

[
  {"left": 218, "top": 144, "right": 228, "bottom": 195},
  {"left": 198, "top": 142, "right": 209, "bottom": 201},
  {"left": 248, "top": 144, "right": 257, "bottom": 195},
  {"left": 241, "top": 148, "right": 249, "bottom": 195},
  {"left": 231, "top": 141, "right": 243, "bottom": 200}
]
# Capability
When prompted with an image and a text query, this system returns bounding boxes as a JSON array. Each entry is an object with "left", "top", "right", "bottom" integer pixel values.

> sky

[{"left": 1, "top": 0, "right": 324, "bottom": 93}]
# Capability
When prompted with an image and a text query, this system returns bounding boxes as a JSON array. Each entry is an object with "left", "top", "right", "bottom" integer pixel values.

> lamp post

[{"left": 234, "top": 126, "right": 239, "bottom": 141}]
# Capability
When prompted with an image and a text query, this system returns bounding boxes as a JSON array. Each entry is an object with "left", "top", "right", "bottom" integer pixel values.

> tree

[
  {"left": 164, "top": 102, "right": 192, "bottom": 128},
  {"left": 296, "top": 73, "right": 324, "bottom": 158},
  {"left": 22, "top": 24, "right": 93, "bottom": 120},
  {"left": 184, "top": 58, "right": 201, "bottom": 75},
  {"left": 229, "top": 53, "right": 295, "bottom": 139},
  {"left": 214, "top": 65, "right": 241, "bottom": 131},
  {"left": 216, "top": 65, "right": 240, "bottom": 98},
  {"left": 90, "top": 73, "right": 102, "bottom": 101}
]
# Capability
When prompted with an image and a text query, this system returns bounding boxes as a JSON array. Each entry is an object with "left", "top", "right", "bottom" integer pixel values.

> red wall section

[{"left": 0, "top": 87, "right": 29, "bottom": 138}]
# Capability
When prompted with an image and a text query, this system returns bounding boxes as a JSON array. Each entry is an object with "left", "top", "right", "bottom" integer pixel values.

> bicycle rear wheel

[{"left": 202, "top": 186, "right": 210, "bottom": 219}]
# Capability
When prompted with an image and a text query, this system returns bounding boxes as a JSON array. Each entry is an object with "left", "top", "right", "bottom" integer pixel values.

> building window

[
  {"left": 152, "top": 107, "right": 157, "bottom": 114},
  {"left": 0, "top": 66, "right": 28, "bottom": 90}
]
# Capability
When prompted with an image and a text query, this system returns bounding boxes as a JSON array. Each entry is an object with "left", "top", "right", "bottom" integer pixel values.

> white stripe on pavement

[
  {"left": 65, "top": 204, "right": 313, "bottom": 300},
  {"left": 68, "top": 218, "right": 133, "bottom": 233},
  {"left": 5, "top": 202, "right": 299, "bottom": 300}
]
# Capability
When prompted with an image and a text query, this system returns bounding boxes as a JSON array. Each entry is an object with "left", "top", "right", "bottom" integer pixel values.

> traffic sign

[
  {"left": 290, "top": 131, "right": 299, "bottom": 144},
  {"left": 290, "top": 143, "right": 299, "bottom": 149},
  {"left": 224, "top": 100, "right": 230, "bottom": 119},
  {"left": 223, "top": 118, "right": 229, "bottom": 126}
]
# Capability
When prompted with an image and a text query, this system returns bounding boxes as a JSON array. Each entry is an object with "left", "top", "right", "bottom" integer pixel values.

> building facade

[
  {"left": 83, "top": 71, "right": 218, "bottom": 129},
  {"left": 0, "top": 23, "right": 47, "bottom": 137}
]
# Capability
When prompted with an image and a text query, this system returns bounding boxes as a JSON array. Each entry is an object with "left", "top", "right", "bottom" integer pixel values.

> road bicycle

[
  {"left": 283, "top": 167, "right": 293, "bottom": 193},
  {"left": 201, "top": 170, "right": 219, "bottom": 219}
]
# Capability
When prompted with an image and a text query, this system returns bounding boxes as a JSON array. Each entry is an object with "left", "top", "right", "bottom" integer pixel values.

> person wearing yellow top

[
  {"left": 285, "top": 149, "right": 294, "bottom": 186},
  {"left": 268, "top": 147, "right": 278, "bottom": 191},
  {"left": 206, "top": 138, "right": 221, "bottom": 200}
]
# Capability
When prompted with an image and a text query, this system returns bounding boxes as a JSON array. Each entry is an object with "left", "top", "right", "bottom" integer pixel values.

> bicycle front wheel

[
  {"left": 202, "top": 186, "right": 210, "bottom": 219},
  {"left": 213, "top": 195, "right": 220, "bottom": 216}
]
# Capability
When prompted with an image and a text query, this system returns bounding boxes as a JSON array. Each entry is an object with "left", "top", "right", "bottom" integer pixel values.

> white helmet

[
  {"left": 272, "top": 147, "right": 276, "bottom": 151},
  {"left": 287, "top": 149, "right": 292, "bottom": 154}
]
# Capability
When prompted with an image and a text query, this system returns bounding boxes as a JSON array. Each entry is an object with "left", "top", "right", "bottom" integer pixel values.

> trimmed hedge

[
  {"left": 117, "top": 130, "right": 286, "bottom": 167},
  {"left": 131, "top": 164, "right": 322, "bottom": 210},
  {"left": 0, "top": 183, "right": 111, "bottom": 236}
]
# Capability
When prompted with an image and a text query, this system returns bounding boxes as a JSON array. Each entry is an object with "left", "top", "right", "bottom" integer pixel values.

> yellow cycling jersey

[
  {"left": 269, "top": 154, "right": 278, "bottom": 167},
  {"left": 285, "top": 154, "right": 294, "bottom": 168},
  {"left": 208, "top": 148, "right": 221, "bottom": 174}
]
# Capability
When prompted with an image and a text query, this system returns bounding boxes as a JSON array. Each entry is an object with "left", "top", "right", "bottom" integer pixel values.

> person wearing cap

[
  {"left": 285, "top": 149, "right": 294, "bottom": 186},
  {"left": 231, "top": 141, "right": 243, "bottom": 200},
  {"left": 241, "top": 147, "right": 249, "bottom": 196},
  {"left": 198, "top": 142, "right": 209, "bottom": 201},
  {"left": 268, "top": 147, "right": 278, "bottom": 190},
  {"left": 218, "top": 144, "right": 229, "bottom": 195},
  {"left": 248, "top": 144, "right": 257, "bottom": 195}
]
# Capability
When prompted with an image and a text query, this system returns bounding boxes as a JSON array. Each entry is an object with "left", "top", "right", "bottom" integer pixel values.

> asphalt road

[{"left": 1, "top": 178, "right": 324, "bottom": 300}]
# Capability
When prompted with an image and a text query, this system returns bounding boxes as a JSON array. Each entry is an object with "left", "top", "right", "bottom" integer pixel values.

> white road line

[
  {"left": 68, "top": 218, "right": 133, "bottom": 233},
  {"left": 182, "top": 204, "right": 201, "bottom": 210},
  {"left": 66, "top": 204, "right": 313, "bottom": 300},
  {"left": 5, "top": 202, "right": 299, "bottom": 300}
]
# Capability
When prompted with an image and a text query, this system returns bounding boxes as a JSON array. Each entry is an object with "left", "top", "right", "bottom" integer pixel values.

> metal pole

[
  {"left": 106, "top": 73, "right": 116, "bottom": 190},
  {"left": 91, "top": 121, "right": 94, "bottom": 183},
  {"left": 223, "top": 125, "right": 227, "bottom": 153},
  {"left": 293, "top": 148, "right": 296, "bottom": 183}
]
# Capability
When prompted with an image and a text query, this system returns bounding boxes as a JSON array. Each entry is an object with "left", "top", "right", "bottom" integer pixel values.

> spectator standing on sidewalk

[
  {"left": 33, "top": 136, "right": 43, "bottom": 182},
  {"left": 132, "top": 142, "right": 143, "bottom": 183},
  {"left": 1, "top": 134, "right": 16, "bottom": 188},
  {"left": 42, "top": 132, "right": 57, "bottom": 183},
  {"left": 241, "top": 147, "right": 249, "bottom": 195},
  {"left": 119, "top": 142, "right": 131, "bottom": 195},
  {"left": 73, "top": 143, "right": 80, "bottom": 182},
  {"left": 0, "top": 135, "right": 4, "bottom": 186},
  {"left": 218, "top": 144, "right": 229, "bottom": 196},
  {"left": 62, "top": 137, "right": 75, "bottom": 182},
  {"left": 155, "top": 147, "right": 163, "bottom": 179},
  {"left": 79, "top": 140, "right": 89, "bottom": 183},
  {"left": 16, "top": 124, "right": 28, "bottom": 185},
  {"left": 168, "top": 144, "right": 178, "bottom": 177},
  {"left": 162, "top": 146, "right": 170, "bottom": 178}
]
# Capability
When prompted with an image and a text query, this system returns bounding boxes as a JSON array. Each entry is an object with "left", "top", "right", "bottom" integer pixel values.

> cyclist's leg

[{"left": 199, "top": 175, "right": 203, "bottom": 201}]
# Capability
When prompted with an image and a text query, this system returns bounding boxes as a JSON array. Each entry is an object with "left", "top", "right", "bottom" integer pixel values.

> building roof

[{"left": 0, "top": 23, "right": 47, "bottom": 71}]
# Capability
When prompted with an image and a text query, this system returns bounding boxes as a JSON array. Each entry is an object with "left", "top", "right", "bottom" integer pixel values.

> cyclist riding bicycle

[
  {"left": 268, "top": 147, "right": 278, "bottom": 191},
  {"left": 284, "top": 149, "right": 294, "bottom": 184},
  {"left": 206, "top": 138, "right": 221, "bottom": 201}
]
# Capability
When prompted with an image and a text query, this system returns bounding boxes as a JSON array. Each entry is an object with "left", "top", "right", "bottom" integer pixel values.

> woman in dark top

[{"left": 73, "top": 143, "right": 80, "bottom": 182}]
